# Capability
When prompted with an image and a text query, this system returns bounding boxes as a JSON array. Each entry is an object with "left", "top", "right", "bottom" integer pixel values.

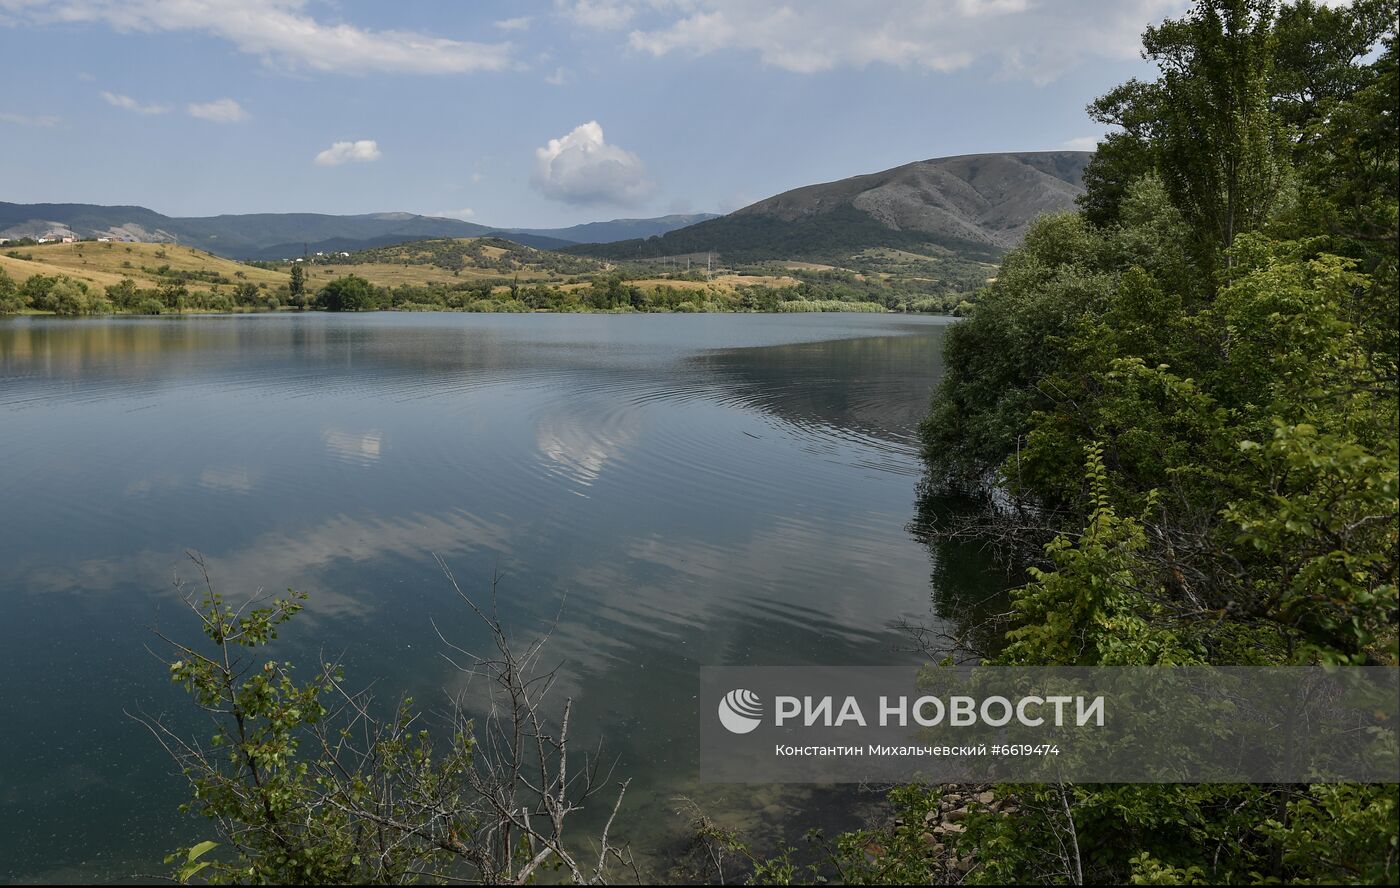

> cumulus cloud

[
  {"left": 100, "top": 90, "right": 169, "bottom": 114},
  {"left": 187, "top": 97, "right": 248, "bottom": 123},
  {"left": 0, "top": 0, "right": 512, "bottom": 75},
  {"left": 494, "top": 16, "right": 533, "bottom": 31},
  {"left": 532, "top": 121, "right": 654, "bottom": 207},
  {"left": 557, "top": 0, "right": 638, "bottom": 30},
  {"left": 621, "top": 0, "right": 1186, "bottom": 82},
  {"left": 314, "top": 139, "right": 382, "bottom": 166}
]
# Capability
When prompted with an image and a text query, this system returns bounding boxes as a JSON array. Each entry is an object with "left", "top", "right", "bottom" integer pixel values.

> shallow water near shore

[{"left": 0, "top": 312, "right": 986, "bottom": 881}]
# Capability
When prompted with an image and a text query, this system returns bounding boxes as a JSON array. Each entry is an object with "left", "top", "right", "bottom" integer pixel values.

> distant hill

[
  {"left": 0, "top": 202, "right": 185, "bottom": 245},
  {"left": 336, "top": 236, "right": 601, "bottom": 278},
  {"left": 568, "top": 152, "right": 1091, "bottom": 263},
  {"left": 0, "top": 203, "right": 498, "bottom": 258},
  {"left": 0, "top": 202, "right": 718, "bottom": 258},
  {"left": 504, "top": 214, "right": 720, "bottom": 244},
  {"left": 480, "top": 231, "right": 581, "bottom": 251},
  {"left": 0, "top": 241, "right": 291, "bottom": 296}
]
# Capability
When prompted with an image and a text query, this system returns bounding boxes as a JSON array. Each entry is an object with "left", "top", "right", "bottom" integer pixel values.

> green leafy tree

[
  {"left": 106, "top": 278, "right": 141, "bottom": 310},
  {"left": 288, "top": 262, "right": 307, "bottom": 308},
  {"left": 316, "top": 274, "right": 378, "bottom": 312},
  {"left": 0, "top": 268, "right": 21, "bottom": 314},
  {"left": 19, "top": 273, "right": 58, "bottom": 309},
  {"left": 1133, "top": 0, "right": 1287, "bottom": 269}
]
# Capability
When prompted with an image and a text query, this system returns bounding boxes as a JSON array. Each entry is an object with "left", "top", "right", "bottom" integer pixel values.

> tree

[
  {"left": 1135, "top": 0, "right": 1287, "bottom": 269},
  {"left": 288, "top": 262, "right": 307, "bottom": 309},
  {"left": 19, "top": 273, "right": 57, "bottom": 309},
  {"left": 1271, "top": 0, "right": 1396, "bottom": 131},
  {"left": 158, "top": 282, "right": 189, "bottom": 311},
  {"left": 316, "top": 274, "right": 377, "bottom": 312},
  {"left": 1083, "top": 0, "right": 1398, "bottom": 256},
  {"left": 64, "top": 280, "right": 112, "bottom": 315},
  {"left": 0, "top": 268, "right": 21, "bottom": 314},
  {"left": 106, "top": 278, "right": 140, "bottom": 310}
]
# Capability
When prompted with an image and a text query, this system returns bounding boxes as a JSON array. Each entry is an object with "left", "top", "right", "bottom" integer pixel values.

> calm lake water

[{"left": 0, "top": 312, "right": 989, "bottom": 882}]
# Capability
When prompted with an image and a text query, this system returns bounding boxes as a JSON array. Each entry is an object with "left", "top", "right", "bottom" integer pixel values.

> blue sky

[{"left": 0, "top": 1, "right": 1187, "bottom": 227}]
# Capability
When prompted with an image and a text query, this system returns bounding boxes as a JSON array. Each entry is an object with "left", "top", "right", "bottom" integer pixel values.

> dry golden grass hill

[{"left": 2, "top": 241, "right": 288, "bottom": 293}]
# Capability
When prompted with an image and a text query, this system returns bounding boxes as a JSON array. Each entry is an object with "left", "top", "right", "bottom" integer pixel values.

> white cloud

[
  {"left": 557, "top": 0, "right": 638, "bottom": 30},
  {"left": 433, "top": 208, "right": 476, "bottom": 219},
  {"left": 532, "top": 121, "right": 654, "bottom": 207},
  {"left": 0, "top": 110, "right": 60, "bottom": 126},
  {"left": 314, "top": 139, "right": 382, "bottom": 166},
  {"left": 1062, "top": 135, "right": 1102, "bottom": 151},
  {"left": 187, "top": 97, "right": 248, "bottom": 123},
  {"left": 545, "top": 66, "right": 574, "bottom": 86},
  {"left": 100, "top": 90, "right": 169, "bottom": 114},
  {"left": 0, "top": 0, "right": 512, "bottom": 75},
  {"left": 624, "top": 0, "right": 1186, "bottom": 82},
  {"left": 495, "top": 16, "right": 533, "bottom": 31}
]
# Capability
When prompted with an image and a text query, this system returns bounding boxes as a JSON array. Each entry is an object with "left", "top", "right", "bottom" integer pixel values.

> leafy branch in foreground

[{"left": 131, "top": 552, "right": 634, "bottom": 885}]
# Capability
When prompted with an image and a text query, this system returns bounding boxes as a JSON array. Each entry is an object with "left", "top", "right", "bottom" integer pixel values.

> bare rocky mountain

[
  {"left": 738, "top": 152, "right": 1090, "bottom": 250},
  {"left": 571, "top": 151, "right": 1092, "bottom": 263}
]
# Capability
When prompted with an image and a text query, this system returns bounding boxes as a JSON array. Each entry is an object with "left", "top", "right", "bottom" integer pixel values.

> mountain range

[
  {"left": 1, "top": 152, "right": 1089, "bottom": 266},
  {"left": 0, "top": 204, "right": 718, "bottom": 259}
]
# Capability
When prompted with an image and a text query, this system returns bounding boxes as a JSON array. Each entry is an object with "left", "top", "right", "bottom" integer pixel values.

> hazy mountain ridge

[
  {"left": 569, "top": 152, "right": 1092, "bottom": 263},
  {"left": 505, "top": 213, "right": 720, "bottom": 244},
  {"left": 0, "top": 203, "right": 715, "bottom": 258},
  {"left": 0, "top": 204, "right": 497, "bottom": 257}
]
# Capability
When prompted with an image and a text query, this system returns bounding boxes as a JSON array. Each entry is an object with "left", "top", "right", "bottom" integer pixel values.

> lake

[{"left": 0, "top": 312, "right": 988, "bottom": 882}]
